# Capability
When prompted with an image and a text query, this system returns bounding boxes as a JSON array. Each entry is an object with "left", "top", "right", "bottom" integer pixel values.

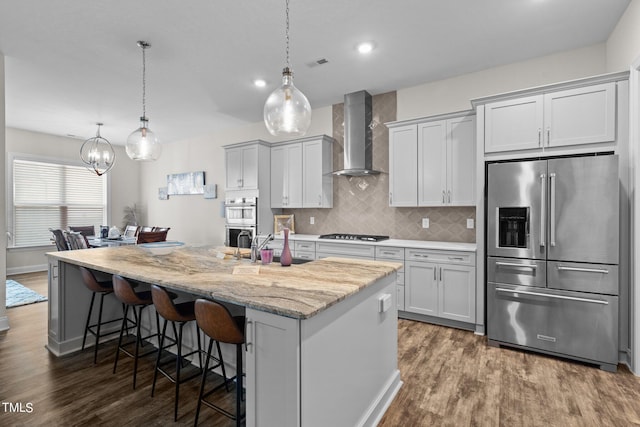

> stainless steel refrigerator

[{"left": 486, "top": 155, "right": 619, "bottom": 371}]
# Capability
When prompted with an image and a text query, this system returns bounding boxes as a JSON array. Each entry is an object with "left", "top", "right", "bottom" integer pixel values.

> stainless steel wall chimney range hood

[{"left": 333, "top": 90, "right": 381, "bottom": 176}]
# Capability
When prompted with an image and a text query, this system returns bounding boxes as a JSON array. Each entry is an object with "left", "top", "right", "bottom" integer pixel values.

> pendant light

[
  {"left": 126, "top": 41, "right": 162, "bottom": 161},
  {"left": 80, "top": 123, "right": 116, "bottom": 176},
  {"left": 263, "top": 0, "right": 311, "bottom": 137}
]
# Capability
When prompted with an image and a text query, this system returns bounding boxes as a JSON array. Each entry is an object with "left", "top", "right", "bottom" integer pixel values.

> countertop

[
  {"left": 47, "top": 244, "right": 402, "bottom": 319},
  {"left": 268, "top": 234, "right": 477, "bottom": 253}
]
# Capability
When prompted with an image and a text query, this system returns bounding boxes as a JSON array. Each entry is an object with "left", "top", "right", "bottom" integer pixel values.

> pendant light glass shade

[
  {"left": 127, "top": 41, "right": 161, "bottom": 161},
  {"left": 264, "top": 67, "right": 311, "bottom": 136},
  {"left": 80, "top": 123, "right": 116, "bottom": 176},
  {"left": 264, "top": 0, "right": 311, "bottom": 136},
  {"left": 126, "top": 117, "right": 161, "bottom": 161}
]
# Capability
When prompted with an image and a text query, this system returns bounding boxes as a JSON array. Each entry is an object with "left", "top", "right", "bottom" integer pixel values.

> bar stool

[
  {"left": 151, "top": 285, "right": 224, "bottom": 422},
  {"left": 112, "top": 275, "right": 163, "bottom": 389},
  {"left": 194, "top": 299, "right": 245, "bottom": 427},
  {"left": 80, "top": 266, "right": 123, "bottom": 364}
]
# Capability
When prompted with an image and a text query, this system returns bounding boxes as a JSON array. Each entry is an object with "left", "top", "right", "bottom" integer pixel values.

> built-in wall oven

[{"left": 225, "top": 197, "right": 257, "bottom": 248}]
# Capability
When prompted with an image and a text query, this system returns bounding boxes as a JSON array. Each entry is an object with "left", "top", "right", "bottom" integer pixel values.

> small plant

[{"left": 122, "top": 204, "right": 140, "bottom": 229}]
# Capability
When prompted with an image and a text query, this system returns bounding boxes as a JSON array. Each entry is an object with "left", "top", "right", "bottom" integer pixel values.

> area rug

[{"left": 6, "top": 280, "right": 47, "bottom": 308}]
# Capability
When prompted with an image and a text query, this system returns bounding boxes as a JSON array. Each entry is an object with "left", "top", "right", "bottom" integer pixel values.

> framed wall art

[
  {"left": 167, "top": 171, "right": 205, "bottom": 195},
  {"left": 274, "top": 214, "right": 295, "bottom": 235}
]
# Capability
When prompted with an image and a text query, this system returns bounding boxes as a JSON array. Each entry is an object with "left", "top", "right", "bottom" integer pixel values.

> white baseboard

[
  {"left": 0, "top": 315, "right": 10, "bottom": 332},
  {"left": 7, "top": 264, "right": 47, "bottom": 276}
]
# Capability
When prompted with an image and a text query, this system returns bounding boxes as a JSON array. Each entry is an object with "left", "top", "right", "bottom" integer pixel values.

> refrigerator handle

[
  {"left": 550, "top": 172, "right": 556, "bottom": 247},
  {"left": 540, "top": 173, "right": 546, "bottom": 247}
]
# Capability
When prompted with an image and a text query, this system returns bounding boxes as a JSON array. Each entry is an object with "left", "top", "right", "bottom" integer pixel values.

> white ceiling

[{"left": 0, "top": 0, "right": 630, "bottom": 146}]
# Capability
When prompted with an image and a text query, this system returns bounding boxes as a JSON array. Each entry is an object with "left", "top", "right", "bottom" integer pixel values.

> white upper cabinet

[
  {"left": 544, "top": 83, "right": 616, "bottom": 148},
  {"left": 447, "top": 116, "right": 476, "bottom": 206},
  {"left": 389, "top": 125, "right": 418, "bottom": 206},
  {"left": 483, "top": 81, "right": 617, "bottom": 154},
  {"left": 484, "top": 95, "right": 543, "bottom": 153},
  {"left": 389, "top": 111, "right": 475, "bottom": 207},
  {"left": 271, "top": 143, "right": 303, "bottom": 208},
  {"left": 270, "top": 135, "right": 334, "bottom": 209},
  {"left": 225, "top": 142, "right": 261, "bottom": 190},
  {"left": 418, "top": 121, "right": 447, "bottom": 205},
  {"left": 302, "top": 137, "right": 333, "bottom": 208}
]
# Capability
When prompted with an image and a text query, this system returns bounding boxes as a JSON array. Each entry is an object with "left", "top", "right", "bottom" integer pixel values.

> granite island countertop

[{"left": 47, "top": 244, "right": 402, "bottom": 319}]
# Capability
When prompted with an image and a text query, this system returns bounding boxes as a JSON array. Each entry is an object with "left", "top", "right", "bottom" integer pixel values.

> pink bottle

[{"left": 280, "top": 228, "right": 292, "bottom": 267}]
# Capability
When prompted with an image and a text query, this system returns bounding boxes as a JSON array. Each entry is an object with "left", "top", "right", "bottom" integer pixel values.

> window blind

[{"left": 12, "top": 159, "right": 107, "bottom": 247}]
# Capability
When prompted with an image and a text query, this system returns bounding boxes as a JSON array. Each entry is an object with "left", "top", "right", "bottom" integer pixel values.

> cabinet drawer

[
  {"left": 295, "top": 250, "right": 316, "bottom": 260},
  {"left": 294, "top": 241, "right": 316, "bottom": 252},
  {"left": 406, "top": 249, "right": 474, "bottom": 266},
  {"left": 376, "top": 246, "right": 404, "bottom": 260},
  {"left": 488, "top": 283, "right": 618, "bottom": 366},
  {"left": 316, "top": 242, "right": 375, "bottom": 259}
]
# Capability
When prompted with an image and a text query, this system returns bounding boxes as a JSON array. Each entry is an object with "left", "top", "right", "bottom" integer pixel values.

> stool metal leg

[
  {"left": 132, "top": 305, "right": 144, "bottom": 389},
  {"left": 174, "top": 321, "right": 184, "bottom": 421},
  {"left": 93, "top": 293, "right": 106, "bottom": 364},
  {"left": 194, "top": 338, "right": 214, "bottom": 426},
  {"left": 235, "top": 343, "right": 243, "bottom": 427},
  {"left": 151, "top": 318, "right": 169, "bottom": 397},
  {"left": 81, "top": 292, "right": 96, "bottom": 351},
  {"left": 113, "top": 304, "right": 129, "bottom": 374}
]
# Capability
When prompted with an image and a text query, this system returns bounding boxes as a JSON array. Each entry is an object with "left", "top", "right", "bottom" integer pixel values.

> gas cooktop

[{"left": 319, "top": 233, "right": 389, "bottom": 242}]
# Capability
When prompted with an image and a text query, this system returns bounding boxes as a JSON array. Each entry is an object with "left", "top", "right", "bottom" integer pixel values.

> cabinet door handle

[
  {"left": 546, "top": 127, "right": 550, "bottom": 146},
  {"left": 439, "top": 267, "right": 442, "bottom": 281},
  {"left": 448, "top": 256, "right": 464, "bottom": 261},
  {"left": 433, "top": 268, "right": 436, "bottom": 281},
  {"left": 389, "top": 192, "right": 392, "bottom": 205},
  {"left": 442, "top": 191, "right": 445, "bottom": 203},
  {"left": 538, "top": 128, "right": 542, "bottom": 146},
  {"left": 318, "top": 194, "right": 322, "bottom": 205},
  {"left": 447, "top": 190, "right": 451, "bottom": 203}
]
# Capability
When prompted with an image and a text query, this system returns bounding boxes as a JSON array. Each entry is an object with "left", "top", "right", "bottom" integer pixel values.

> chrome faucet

[
  {"left": 235, "top": 231, "right": 252, "bottom": 260},
  {"left": 251, "top": 234, "right": 274, "bottom": 263}
]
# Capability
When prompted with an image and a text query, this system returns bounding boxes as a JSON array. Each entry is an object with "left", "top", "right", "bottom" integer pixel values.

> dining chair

[
  {"left": 124, "top": 225, "right": 140, "bottom": 238},
  {"left": 137, "top": 230, "right": 169, "bottom": 244},
  {"left": 49, "top": 228, "right": 70, "bottom": 251},
  {"left": 69, "top": 225, "right": 96, "bottom": 237}
]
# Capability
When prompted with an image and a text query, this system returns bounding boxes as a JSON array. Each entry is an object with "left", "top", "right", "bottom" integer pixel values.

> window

[{"left": 10, "top": 157, "right": 107, "bottom": 248}]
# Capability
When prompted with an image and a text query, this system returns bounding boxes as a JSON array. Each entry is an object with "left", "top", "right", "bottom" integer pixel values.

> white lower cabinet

[
  {"left": 404, "top": 249, "right": 476, "bottom": 324},
  {"left": 245, "top": 308, "right": 300, "bottom": 427}
]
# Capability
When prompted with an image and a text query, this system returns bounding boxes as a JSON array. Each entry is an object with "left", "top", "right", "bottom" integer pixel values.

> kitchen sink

[{"left": 271, "top": 256, "right": 313, "bottom": 265}]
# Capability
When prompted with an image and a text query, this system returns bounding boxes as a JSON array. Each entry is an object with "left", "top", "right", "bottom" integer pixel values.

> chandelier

[{"left": 80, "top": 123, "right": 115, "bottom": 176}]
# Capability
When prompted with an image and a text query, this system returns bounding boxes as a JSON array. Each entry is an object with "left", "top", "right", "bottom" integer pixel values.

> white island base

[{"left": 246, "top": 274, "right": 401, "bottom": 427}]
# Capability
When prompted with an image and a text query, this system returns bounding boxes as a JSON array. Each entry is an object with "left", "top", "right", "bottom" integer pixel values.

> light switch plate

[
  {"left": 422, "top": 218, "right": 429, "bottom": 228},
  {"left": 467, "top": 218, "right": 474, "bottom": 229},
  {"left": 310, "top": 216, "right": 315, "bottom": 225}
]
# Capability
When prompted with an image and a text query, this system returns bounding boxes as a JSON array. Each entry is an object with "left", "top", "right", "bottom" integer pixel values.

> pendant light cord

[
  {"left": 285, "top": 0, "right": 290, "bottom": 69},
  {"left": 142, "top": 44, "right": 147, "bottom": 119}
]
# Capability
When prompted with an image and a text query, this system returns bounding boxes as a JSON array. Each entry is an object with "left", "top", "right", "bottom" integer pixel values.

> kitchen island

[{"left": 46, "top": 244, "right": 402, "bottom": 427}]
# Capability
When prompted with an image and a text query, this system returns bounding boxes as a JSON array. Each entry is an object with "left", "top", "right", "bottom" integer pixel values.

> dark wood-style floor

[{"left": 3, "top": 272, "right": 640, "bottom": 426}]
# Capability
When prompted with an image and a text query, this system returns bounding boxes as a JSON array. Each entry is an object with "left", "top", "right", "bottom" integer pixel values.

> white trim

[
  {"left": 630, "top": 56, "right": 640, "bottom": 375},
  {"left": 7, "top": 264, "right": 47, "bottom": 276},
  {"left": 0, "top": 316, "right": 9, "bottom": 332}
]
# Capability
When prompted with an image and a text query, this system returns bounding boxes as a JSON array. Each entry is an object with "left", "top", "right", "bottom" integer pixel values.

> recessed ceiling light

[
  {"left": 357, "top": 42, "right": 374, "bottom": 54},
  {"left": 254, "top": 79, "right": 266, "bottom": 88}
]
